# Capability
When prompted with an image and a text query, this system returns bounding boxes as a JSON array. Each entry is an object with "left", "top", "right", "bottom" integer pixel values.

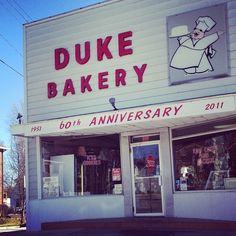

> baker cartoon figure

[{"left": 169, "top": 16, "right": 224, "bottom": 74}]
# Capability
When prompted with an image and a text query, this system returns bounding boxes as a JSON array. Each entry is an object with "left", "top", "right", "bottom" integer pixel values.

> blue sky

[{"left": 0, "top": 0, "right": 103, "bottom": 147}]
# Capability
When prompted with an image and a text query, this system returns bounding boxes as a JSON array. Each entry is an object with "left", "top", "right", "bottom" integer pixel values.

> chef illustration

[{"left": 169, "top": 16, "right": 224, "bottom": 74}]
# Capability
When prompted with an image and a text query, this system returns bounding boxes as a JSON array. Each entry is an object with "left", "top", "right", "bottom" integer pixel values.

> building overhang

[
  {"left": 11, "top": 94, "right": 236, "bottom": 138},
  {"left": 0, "top": 146, "right": 8, "bottom": 152}
]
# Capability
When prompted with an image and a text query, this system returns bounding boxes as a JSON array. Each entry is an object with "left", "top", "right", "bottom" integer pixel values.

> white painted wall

[
  {"left": 24, "top": 0, "right": 236, "bottom": 123},
  {"left": 27, "top": 195, "right": 125, "bottom": 231},
  {"left": 25, "top": 0, "right": 236, "bottom": 200},
  {"left": 24, "top": 0, "right": 236, "bottom": 230},
  {"left": 174, "top": 191, "right": 236, "bottom": 221}
]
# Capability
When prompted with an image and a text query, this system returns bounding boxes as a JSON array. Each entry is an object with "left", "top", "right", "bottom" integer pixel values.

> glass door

[{"left": 131, "top": 141, "right": 163, "bottom": 216}]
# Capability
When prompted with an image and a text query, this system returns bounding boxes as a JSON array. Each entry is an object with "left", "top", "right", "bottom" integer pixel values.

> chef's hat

[{"left": 195, "top": 16, "right": 216, "bottom": 32}]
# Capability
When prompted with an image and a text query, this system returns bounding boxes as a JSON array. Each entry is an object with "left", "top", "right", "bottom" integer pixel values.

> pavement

[
  {"left": 1, "top": 228, "right": 236, "bottom": 236},
  {"left": 1, "top": 217, "right": 236, "bottom": 236}
]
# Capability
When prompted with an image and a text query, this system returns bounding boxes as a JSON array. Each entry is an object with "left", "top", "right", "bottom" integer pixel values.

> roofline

[
  {"left": 0, "top": 146, "right": 8, "bottom": 151},
  {"left": 24, "top": 0, "right": 121, "bottom": 28}
]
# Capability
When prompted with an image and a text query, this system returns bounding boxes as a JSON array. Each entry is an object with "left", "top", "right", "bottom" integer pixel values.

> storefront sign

[
  {"left": 12, "top": 95, "right": 235, "bottom": 137},
  {"left": 167, "top": 4, "right": 228, "bottom": 84},
  {"left": 112, "top": 168, "right": 121, "bottom": 181},
  {"left": 47, "top": 31, "right": 147, "bottom": 99},
  {"left": 83, "top": 155, "right": 101, "bottom": 166}
]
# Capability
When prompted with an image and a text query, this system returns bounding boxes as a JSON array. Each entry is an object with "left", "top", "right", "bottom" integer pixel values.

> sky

[{"left": 0, "top": 0, "right": 104, "bottom": 148}]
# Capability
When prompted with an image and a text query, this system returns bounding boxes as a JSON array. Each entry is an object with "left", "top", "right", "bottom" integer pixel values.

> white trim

[
  {"left": 170, "top": 125, "right": 236, "bottom": 194},
  {"left": 0, "top": 146, "right": 8, "bottom": 151},
  {"left": 172, "top": 126, "right": 236, "bottom": 141},
  {"left": 36, "top": 136, "right": 42, "bottom": 200},
  {"left": 169, "top": 128, "right": 176, "bottom": 194},
  {"left": 24, "top": 137, "right": 30, "bottom": 228},
  {"left": 24, "top": 0, "right": 121, "bottom": 27},
  {"left": 122, "top": 128, "right": 162, "bottom": 137},
  {"left": 23, "top": 24, "right": 27, "bottom": 127},
  {"left": 11, "top": 94, "right": 236, "bottom": 138},
  {"left": 130, "top": 140, "right": 164, "bottom": 216}
]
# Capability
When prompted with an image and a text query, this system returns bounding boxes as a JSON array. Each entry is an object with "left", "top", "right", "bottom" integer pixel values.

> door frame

[{"left": 130, "top": 140, "right": 165, "bottom": 216}]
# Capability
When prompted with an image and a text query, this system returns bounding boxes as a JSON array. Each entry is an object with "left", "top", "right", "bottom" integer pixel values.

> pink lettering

[
  {"left": 81, "top": 75, "right": 92, "bottom": 93},
  {"left": 97, "top": 36, "right": 113, "bottom": 61},
  {"left": 98, "top": 72, "right": 109, "bottom": 89},
  {"left": 135, "top": 111, "right": 143, "bottom": 120},
  {"left": 120, "top": 112, "right": 127, "bottom": 122},
  {"left": 127, "top": 112, "right": 134, "bottom": 121},
  {"left": 174, "top": 105, "right": 183, "bottom": 115},
  {"left": 163, "top": 107, "right": 172, "bottom": 117},
  {"left": 152, "top": 108, "right": 160, "bottom": 118},
  {"left": 75, "top": 41, "right": 90, "bottom": 65},
  {"left": 144, "top": 109, "right": 152, "bottom": 119},
  {"left": 55, "top": 48, "right": 70, "bottom": 70},
  {"left": 107, "top": 114, "right": 116, "bottom": 123},
  {"left": 63, "top": 79, "right": 75, "bottom": 96},
  {"left": 133, "top": 64, "right": 147, "bottom": 83},
  {"left": 118, "top": 31, "right": 133, "bottom": 57},
  {"left": 89, "top": 117, "right": 96, "bottom": 126},
  {"left": 48, "top": 82, "right": 58, "bottom": 99},
  {"left": 98, "top": 116, "right": 106, "bottom": 125},
  {"left": 115, "top": 69, "right": 126, "bottom": 87}
]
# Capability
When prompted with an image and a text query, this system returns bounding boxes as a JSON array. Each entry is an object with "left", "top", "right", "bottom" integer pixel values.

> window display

[
  {"left": 41, "top": 134, "right": 122, "bottom": 198},
  {"left": 173, "top": 130, "right": 236, "bottom": 191}
]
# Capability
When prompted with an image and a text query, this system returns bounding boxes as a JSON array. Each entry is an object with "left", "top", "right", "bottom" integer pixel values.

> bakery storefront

[{"left": 12, "top": 0, "right": 236, "bottom": 231}]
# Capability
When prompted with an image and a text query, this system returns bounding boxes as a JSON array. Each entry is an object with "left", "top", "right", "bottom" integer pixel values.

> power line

[
  {"left": 0, "top": 58, "right": 23, "bottom": 78},
  {"left": 13, "top": 0, "right": 33, "bottom": 21},
  {"left": 0, "top": 33, "right": 22, "bottom": 57},
  {"left": 6, "top": 0, "right": 29, "bottom": 23},
  {"left": 0, "top": 1, "right": 23, "bottom": 25}
]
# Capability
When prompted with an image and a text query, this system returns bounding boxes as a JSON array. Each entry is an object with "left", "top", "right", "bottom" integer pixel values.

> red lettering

[
  {"left": 152, "top": 108, "right": 160, "bottom": 118},
  {"left": 144, "top": 109, "right": 152, "bottom": 119},
  {"left": 89, "top": 117, "right": 96, "bottom": 126},
  {"left": 98, "top": 72, "right": 109, "bottom": 89},
  {"left": 127, "top": 112, "right": 134, "bottom": 121},
  {"left": 54, "top": 48, "right": 70, "bottom": 70},
  {"left": 63, "top": 79, "right": 75, "bottom": 96},
  {"left": 135, "top": 111, "right": 143, "bottom": 120},
  {"left": 120, "top": 112, "right": 127, "bottom": 122},
  {"left": 118, "top": 31, "right": 133, "bottom": 57},
  {"left": 97, "top": 36, "right": 113, "bottom": 61},
  {"left": 98, "top": 116, "right": 106, "bottom": 125},
  {"left": 48, "top": 82, "right": 58, "bottom": 99},
  {"left": 174, "top": 105, "right": 183, "bottom": 115},
  {"left": 133, "top": 64, "right": 147, "bottom": 83},
  {"left": 114, "top": 113, "right": 119, "bottom": 123},
  {"left": 163, "top": 107, "right": 172, "bottom": 116},
  {"left": 75, "top": 41, "right": 90, "bottom": 65},
  {"left": 115, "top": 69, "right": 126, "bottom": 87},
  {"left": 81, "top": 75, "right": 92, "bottom": 93},
  {"left": 107, "top": 114, "right": 115, "bottom": 123}
]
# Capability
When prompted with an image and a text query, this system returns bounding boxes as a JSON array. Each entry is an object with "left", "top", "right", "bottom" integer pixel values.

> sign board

[
  {"left": 11, "top": 94, "right": 236, "bottom": 137},
  {"left": 43, "top": 176, "right": 59, "bottom": 198},
  {"left": 167, "top": 4, "right": 229, "bottom": 84},
  {"left": 112, "top": 168, "right": 121, "bottom": 181}
]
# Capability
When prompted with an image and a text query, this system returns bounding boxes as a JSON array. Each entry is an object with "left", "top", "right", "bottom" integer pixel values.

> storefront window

[
  {"left": 173, "top": 130, "right": 236, "bottom": 191},
  {"left": 41, "top": 134, "right": 122, "bottom": 198}
]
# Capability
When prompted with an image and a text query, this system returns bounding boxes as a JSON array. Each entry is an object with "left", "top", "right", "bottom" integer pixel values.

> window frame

[
  {"left": 171, "top": 126, "right": 236, "bottom": 193},
  {"left": 40, "top": 134, "right": 122, "bottom": 199}
]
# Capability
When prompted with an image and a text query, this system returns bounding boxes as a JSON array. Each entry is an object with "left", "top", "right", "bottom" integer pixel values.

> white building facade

[{"left": 12, "top": 0, "right": 236, "bottom": 231}]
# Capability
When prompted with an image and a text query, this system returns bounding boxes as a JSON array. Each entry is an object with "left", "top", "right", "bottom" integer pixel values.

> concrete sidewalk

[
  {"left": 41, "top": 217, "right": 236, "bottom": 232},
  {"left": 1, "top": 228, "right": 236, "bottom": 236},
  {"left": 1, "top": 217, "right": 236, "bottom": 236}
]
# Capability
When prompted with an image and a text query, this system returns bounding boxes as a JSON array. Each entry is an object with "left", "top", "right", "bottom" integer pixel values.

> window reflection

[
  {"left": 173, "top": 130, "right": 236, "bottom": 191},
  {"left": 41, "top": 135, "right": 122, "bottom": 198}
]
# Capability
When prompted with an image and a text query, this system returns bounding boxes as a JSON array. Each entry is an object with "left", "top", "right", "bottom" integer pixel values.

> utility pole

[{"left": 0, "top": 146, "right": 7, "bottom": 217}]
